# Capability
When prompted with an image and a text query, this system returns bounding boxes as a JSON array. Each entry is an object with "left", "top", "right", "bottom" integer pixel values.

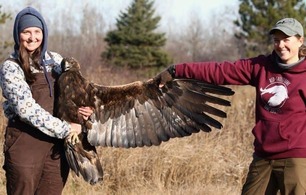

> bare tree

[
  {"left": 182, "top": 13, "right": 207, "bottom": 62},
  {"left": 200, "top": 7, "right": 240, "bottom": 61},
  {"left": 166, "top": 6, "right": 240, "bottom": 63},
  {"left": 165, "top": 12, "right": 207, "bottom": 62},
  {"left": 48, "top": 4, "right": 107, "bottom": 76},
  {"left": 0, "top": 5, "right": 13, "bottom": 62}
]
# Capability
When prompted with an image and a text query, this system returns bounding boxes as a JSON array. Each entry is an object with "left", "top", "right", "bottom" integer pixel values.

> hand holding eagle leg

[
  {"left": 67, "top": 122, "right": 82, "bottom": 144},
  {"left": 67, "top": 107, "right": 93, "bottom": 144}
]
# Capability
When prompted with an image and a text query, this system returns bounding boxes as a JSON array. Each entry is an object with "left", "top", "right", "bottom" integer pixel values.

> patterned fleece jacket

[
  {"left": 0, "top": 52, "right": 70, "bottom": 139},
  {"left": 0, "top": 7, "right": 70, "bottom": 139}
]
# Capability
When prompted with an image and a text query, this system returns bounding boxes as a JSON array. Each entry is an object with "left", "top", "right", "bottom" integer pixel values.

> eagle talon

[{"left": 67, "top": 132, "right": 80, "bottom": 145}]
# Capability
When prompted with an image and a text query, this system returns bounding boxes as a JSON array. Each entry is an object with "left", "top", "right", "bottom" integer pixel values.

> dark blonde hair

[
  {"left": 299, "top": 44, "right": 306, "bottom": 57},
  {"left": 293, "top": 34, "right": 306, "bottom": 57},
  {"left": 18, "top": 44, "right": 42, "bottom": 84}
]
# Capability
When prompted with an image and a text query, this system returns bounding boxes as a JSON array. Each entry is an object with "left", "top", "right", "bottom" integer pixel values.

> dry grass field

[{"left": 0, "top": 67, "right": 256, "bottom": 194}]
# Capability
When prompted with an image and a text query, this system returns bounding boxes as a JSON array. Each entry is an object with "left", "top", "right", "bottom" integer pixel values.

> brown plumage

[
  {"left": 54, "top": 57, "right": 103, "bottom": 185},
  {"left": 54, "top": 57, "right": 235, "bottom": 185}
]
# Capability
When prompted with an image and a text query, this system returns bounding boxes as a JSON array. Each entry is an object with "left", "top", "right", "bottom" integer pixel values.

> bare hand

[
  {"left": 78, "top": 106, "right": 94, "bottom": 120},
  {"left": 67, "top": 122, "right": 82, "bottom": 144}
]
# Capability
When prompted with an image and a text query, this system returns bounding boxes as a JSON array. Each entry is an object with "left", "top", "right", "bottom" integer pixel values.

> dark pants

[
  {"left": 3, "top": 119, "right": 69, "bottom": 195},
  {"left": 242, "top": 155, "right": 306, "bottom": 195}
]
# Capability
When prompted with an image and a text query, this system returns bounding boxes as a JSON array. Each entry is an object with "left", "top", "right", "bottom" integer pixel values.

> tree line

[{"left": 0, "top": 0, "right": 306, "bottom": 75}]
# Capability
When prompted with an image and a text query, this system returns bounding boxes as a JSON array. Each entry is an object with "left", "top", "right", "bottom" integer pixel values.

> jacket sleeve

[
  {"left": 0, "top": 60, "right": 70, "bottom": 139},
  {"left": 174, "top": 57, "right": 260, "bottom": 86}
]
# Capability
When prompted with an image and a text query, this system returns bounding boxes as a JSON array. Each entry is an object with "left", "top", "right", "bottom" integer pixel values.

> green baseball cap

[{"left": 269, "top": 18, "right": 304, "bottom": 37}]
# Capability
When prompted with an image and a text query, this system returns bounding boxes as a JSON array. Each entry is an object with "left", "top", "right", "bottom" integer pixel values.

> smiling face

[
  {"left": 272, "top": 30, "right": 304, "bottom": 64},
  {"left": 19, "top": 26, "right": 43, "bottom": 54}
]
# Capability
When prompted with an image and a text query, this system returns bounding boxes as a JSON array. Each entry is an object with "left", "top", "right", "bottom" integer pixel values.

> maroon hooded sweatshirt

[{"left": 175, "top": 52, "right": 306, "bottom": 159}]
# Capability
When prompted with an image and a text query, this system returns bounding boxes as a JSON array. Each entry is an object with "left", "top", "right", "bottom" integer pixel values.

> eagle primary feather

[{"left": 54, "top": 57, "right": 234, "bottom": 185}]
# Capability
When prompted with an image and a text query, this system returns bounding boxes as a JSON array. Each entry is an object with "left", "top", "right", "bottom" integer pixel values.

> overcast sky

[{"left": 1, "top": 0, "right": 239, "bottom": 30}]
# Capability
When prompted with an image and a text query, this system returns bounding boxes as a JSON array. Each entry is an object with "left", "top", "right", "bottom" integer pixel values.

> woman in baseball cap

[{"left": 158, "top": 17, "right": 306, "bottom": 195}]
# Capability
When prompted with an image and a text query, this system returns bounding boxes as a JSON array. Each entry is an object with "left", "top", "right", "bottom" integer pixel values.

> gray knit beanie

[{"left": 18, "top": 14, "right": 43, "bottom": 33}]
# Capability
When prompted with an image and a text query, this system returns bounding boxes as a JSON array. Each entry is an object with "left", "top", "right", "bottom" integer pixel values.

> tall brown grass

[{"left": 0, "top": 67, "right": 256, "bottom": 195}]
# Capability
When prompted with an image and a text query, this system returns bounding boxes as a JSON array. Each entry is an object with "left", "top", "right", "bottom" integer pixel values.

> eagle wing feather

[
  {"left": 55, "top": 57, "right": 235, "bottom": 185},
  {"left": 87, "top": 78, "right": 234, "bottom": 148}
]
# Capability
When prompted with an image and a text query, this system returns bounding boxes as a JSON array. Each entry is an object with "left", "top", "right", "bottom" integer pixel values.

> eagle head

[{"left": 61, "top": 57, "right": 81, "bottom": 72}]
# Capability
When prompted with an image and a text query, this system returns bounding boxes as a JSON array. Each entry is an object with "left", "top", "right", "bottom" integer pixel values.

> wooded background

[{"left": 0, "top": 0, "right": 305, "bottom": 194}]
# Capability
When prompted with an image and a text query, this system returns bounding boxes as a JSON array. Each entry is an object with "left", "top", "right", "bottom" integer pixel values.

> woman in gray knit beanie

[{"left": 0, "top": 6, "right": 93, "bottom": 195}]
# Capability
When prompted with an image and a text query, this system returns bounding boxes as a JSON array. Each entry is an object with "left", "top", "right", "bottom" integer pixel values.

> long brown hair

[{"left": 18, "top": 44, "right": 42, "bottom": 84}]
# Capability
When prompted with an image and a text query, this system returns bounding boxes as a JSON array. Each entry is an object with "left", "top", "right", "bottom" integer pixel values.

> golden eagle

[{"left": 54, "top": 57, "right": 234, "bottom": 185}]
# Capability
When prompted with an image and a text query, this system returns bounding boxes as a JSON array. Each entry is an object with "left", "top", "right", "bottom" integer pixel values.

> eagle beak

[{"left": 64, "top": 60, "right": 71, "bottom": 71}]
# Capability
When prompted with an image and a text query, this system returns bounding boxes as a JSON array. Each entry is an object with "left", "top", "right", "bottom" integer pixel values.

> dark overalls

[{"left": 3, "top": 71, "right": 69, "bottom": 195}]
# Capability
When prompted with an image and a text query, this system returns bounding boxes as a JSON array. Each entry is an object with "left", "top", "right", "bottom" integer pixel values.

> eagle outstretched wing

[
  {"left": 54, "top": 57, "right": 234, "bottom": 185},
  {"left": 87, "top": 78, "right": 234, "bottom": 148}
]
